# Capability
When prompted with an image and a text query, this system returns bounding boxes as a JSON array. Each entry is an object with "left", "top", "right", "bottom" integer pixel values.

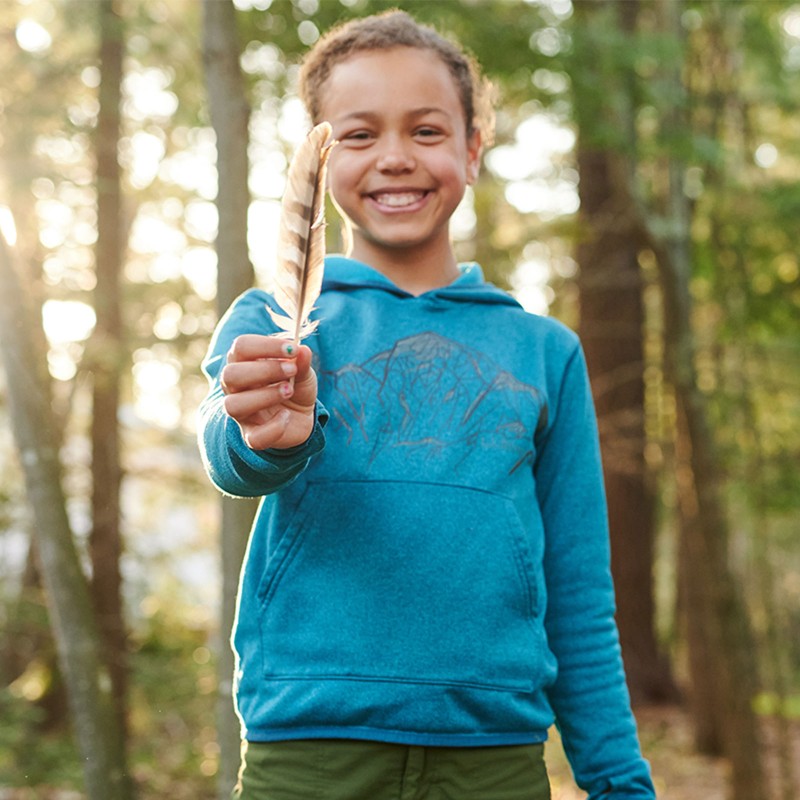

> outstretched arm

[{"left": 198, "top": 290, "right": 328, "bottom": 498}]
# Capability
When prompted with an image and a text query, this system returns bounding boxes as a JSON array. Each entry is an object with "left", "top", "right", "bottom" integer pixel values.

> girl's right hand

[{"left": 220, "top": 334, "right": 318, "bottom": 451}]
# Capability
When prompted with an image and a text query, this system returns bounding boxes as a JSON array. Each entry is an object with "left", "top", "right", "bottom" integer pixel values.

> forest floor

[
  {"left": 546, "top": 704, "right": 729, "bottom": 799},
  {"left": 2, "top": 705, "right": 798, "bottom": 799},
  {"left": 547, "top": 704, "right": 800, "bottom": 800}
]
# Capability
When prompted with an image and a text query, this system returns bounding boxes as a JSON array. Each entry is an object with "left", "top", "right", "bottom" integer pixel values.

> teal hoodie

[{"left": 198, "top": 256, "right": 655, "bottom": 798}]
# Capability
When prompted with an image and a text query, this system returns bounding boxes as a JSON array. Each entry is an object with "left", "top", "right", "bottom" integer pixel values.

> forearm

[
  {"left": 545, "top": 581, "right": 654, "bottom": 797},
  {"left": 536, "top": 344, "right": 655, "bottom": 797}
]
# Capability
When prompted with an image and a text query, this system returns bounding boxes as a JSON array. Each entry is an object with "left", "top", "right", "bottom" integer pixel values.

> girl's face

[{"left": 319, "top": 47, "right": 482, "bottom": 276}]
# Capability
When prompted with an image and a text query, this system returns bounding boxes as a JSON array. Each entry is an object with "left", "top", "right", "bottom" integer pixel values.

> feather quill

[{"left": 269, "top": 121, "right": 337, "bottom": 343}]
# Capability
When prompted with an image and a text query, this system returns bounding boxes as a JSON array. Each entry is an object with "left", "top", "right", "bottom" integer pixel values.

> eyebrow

[{"left": 337, "top": 107, "right": 451, "bottom": 123}]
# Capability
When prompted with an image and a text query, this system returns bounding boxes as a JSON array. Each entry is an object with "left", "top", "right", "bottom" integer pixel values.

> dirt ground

[
  {"left": 546, "top": 704, "right": 800, "bottom": 800},
  {"left": 546, "top": 705, "right": 728, "bottom": 799}
]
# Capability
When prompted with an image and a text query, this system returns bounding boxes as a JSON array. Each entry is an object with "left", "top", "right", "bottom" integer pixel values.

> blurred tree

[
  {"left": 88, "top": 0, "right": 128, "bottom": 740},
  {"left": 568, "top": 1, "right": 800, "bottom": 796},
  {"left": 1, "top": 0, "right": 211, "bottom": 790},
  {"left": 0, "top": 0, "right": 121, "bottom": 765},
  {"left": 571, "top": 0, "right": 679, "bottom": 705},
  {"left": 604, "top": 1, "right": 775, "bottom": 796},
  {"left": 0, "top": 1, "right": 85, "bottom": 711},
  {"left": 0, "top": 233, "right": 132, "bottom": 799},
  {"left": 689, "top": 7, "right": 800, "bottom": 793},
  {"left": 673, "top": 5, "right": 799, "bottom": 796},
  {"left": 202, "top": 1, "right": 258, "bottom": 794}
]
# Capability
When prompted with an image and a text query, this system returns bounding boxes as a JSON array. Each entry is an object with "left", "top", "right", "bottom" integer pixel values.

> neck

[{"left": 348, "top": 238, "right": 460, "bottom": 296}]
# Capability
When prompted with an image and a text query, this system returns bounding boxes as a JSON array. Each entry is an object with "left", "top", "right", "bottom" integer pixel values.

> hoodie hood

[{"left": 322, "top": 255, "right": 522, "bottom": 308}]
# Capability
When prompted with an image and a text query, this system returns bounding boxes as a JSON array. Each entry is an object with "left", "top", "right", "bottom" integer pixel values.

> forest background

[{"left": 0, "top": 0, "right": 798, "bottom": 799}]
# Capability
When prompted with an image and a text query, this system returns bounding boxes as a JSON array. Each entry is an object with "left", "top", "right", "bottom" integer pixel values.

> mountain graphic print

[{"left": 320, "top": 332, "right": 547, "bottom": 475}]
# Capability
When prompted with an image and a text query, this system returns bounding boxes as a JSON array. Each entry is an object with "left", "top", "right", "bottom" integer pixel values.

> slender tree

[
  {"left": 202, "top": 1, "right": 258, "bottom": 794},
  {"left": 626, "top": 3, "right": 766, "bottom": 795},
  {"left": 0, "top": 233, "right": 132, "bottom": 800},
  {"left": 645, "top": 172, "right": 767, "bottom": 800},
  {"left": 688, "top": 8, "right": 797, "bottom": 792},
  {"left": 88, "top": 0, "right": 128, "bottom": 737}
]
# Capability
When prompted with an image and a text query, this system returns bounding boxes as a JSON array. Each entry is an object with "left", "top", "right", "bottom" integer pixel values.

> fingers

[
  {"left": 292, "top": 345, "right": 314, "bottom": 381},
  {"left": 223, "top": 382, "right": 294, "bottom": 421},
  {"left": 219, "top": 336, "right": 317, "bottom": 450},
  {"left": 226, "top": 334, "right": 298, "bottom": 364},
  {"left": 241, "top": 410, "right": 293, "bottom": 451},
  {"left": 221, "top": 357, "right": 296, "bottom": 394},
  {"left": 221, "top": 336, "right": 312, "bottom": 395},
  {"left": 233, "top": 401, "right": 314, "bottom": 451}
]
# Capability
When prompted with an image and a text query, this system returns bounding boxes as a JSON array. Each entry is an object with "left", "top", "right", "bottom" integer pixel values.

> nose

[{"left": 375, "top": 134, "right": 415, "bottom": 174}]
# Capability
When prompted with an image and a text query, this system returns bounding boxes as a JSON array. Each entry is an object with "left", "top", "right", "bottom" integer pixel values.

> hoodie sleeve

[
  {"left": 535, "top": 343, "right": 655, "bottom": 799},
  {"left": 197, "top": 289, "right": 328, "bottom": 498}
]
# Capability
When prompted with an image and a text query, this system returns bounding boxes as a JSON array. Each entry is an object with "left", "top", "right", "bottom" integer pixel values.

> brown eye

[
  {"left": 345, "top": 130, "right": 371, "bottom": 139},
  {"left": 414, "top": 127, "right": 445, "bottom": 141}
]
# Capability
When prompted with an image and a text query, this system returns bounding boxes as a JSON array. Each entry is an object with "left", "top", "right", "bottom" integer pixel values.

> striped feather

[{"left": 269, "top": 121, "right": 337, "bottom": 342}]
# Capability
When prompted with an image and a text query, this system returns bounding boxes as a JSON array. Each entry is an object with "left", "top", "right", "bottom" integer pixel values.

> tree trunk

[
  {"left": 0, "top": 234, "right": 132, "bottom": 800},
  {"left": 576, "top": 148, "right": 678, "bottom": 705},
  {"left": 674, "top": 403, "right": 726, "bottom": 753},
  {"left": 655, "top": 224, "right": 766, "bottom": 797},
  {"left": 633, "top": 6, "right": 766, "bottom": 793},
  {"left": 573, "top": 2, "right": 768, "bottom": 794},
  {"left": 572, "top": 0, "right": 678, "bottom": 706},
  {"left": 202, "top": 2, "right": 258, "bottom": 795},
  {"left": 89, "top": 0, "right": 128, "bottom": 740}
]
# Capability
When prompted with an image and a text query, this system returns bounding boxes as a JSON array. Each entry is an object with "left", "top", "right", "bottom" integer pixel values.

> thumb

[{"left": 293, "top": 344, "right": 314, "bottom": 380}]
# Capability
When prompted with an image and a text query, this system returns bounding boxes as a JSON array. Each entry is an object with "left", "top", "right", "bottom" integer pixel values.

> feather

[{"left": 268, "top": 121, "right": 337, "bottom": 343}]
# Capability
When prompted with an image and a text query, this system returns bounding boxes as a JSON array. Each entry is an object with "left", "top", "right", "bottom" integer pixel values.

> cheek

[
  {"left": 432, "top": 154, "right": 471, "bottom": 191},
  {"left": 326, "top": 155, "right": 359, "bottom": 195},
  {"left": 326, "top": 167, "right": 363, "bottom": 224},
  {"left": 325, "top": 164, "right": 348, "bottom": 205},
  {"left": 327, "top": 173, "right": 350, "bottom": 211},
  {"left": 429, "top": 145, "right": 469, "bottom": 176}
]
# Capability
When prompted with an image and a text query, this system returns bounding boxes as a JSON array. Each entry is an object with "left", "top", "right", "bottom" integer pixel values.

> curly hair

[{"left": 297, "top": 10, "right": 495, "bottom": 146}]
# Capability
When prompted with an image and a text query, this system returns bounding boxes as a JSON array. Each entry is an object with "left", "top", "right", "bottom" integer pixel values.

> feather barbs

[{"left": 268, "top": 121, "right": 337, "bottom": 343}]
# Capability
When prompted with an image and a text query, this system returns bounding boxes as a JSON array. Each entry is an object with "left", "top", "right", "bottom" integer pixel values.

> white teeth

[{"left": 373, "top": 192, "right": 425, "bottom": 207}]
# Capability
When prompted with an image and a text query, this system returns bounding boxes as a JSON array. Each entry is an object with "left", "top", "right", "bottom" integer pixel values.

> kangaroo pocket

[{"left": 258, "top": 480, "right": 541, "bottom": 691}]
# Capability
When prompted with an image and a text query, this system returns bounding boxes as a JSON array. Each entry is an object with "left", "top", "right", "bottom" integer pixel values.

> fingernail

[
  {"left": 281, "top": 361, "right": 297, "bottom": 377},
  {"left": 282, "top": 342, "right": 296, "bottom": 356},
  {"left": 279, "top": 382, "right": 294, "bottom": 398}
]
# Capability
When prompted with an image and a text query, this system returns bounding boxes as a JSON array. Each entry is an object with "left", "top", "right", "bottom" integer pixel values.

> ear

[{"left": 466, "top": 128, "right": 483, "bottom": 185}]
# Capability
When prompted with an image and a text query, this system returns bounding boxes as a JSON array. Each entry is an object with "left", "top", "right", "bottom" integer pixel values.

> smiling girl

[
  {"left": 320, "top": 45, "right": 482, "bottom": 294},
  {"left": 199, "top": 11, "right": 656, "bottom": 800}
]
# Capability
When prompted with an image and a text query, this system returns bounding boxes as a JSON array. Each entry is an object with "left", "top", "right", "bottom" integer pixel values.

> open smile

[{"left": 367, "top": 190, "right": 431, "bottom": 211}]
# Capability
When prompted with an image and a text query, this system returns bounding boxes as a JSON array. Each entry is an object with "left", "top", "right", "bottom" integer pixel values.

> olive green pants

[{"left": 232, "top": 739, "right": 551, "bottom": 800}]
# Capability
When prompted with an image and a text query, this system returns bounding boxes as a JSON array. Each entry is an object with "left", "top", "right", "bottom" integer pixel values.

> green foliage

[
  {"left": 127, "top": 612, "right": 218, "bottom": 799},
  {"left": 0, "top": 611, "right": 218, "bottom": 798},
  {"left": 753, "top": 690, "right": 800, "bottom": 719},
  {"left": 0, "top": 679, "right": 82, "bottom": 790}
]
